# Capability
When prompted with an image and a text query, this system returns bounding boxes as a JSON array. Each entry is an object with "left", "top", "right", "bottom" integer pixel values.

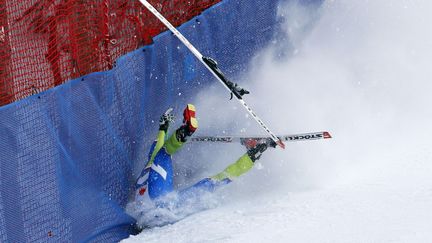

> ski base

[{"left": 190, "top": 131, "right": 332, "bottom": 144}]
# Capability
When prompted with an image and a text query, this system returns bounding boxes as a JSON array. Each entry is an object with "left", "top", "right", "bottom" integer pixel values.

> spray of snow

[
  {"left": 125, "top": 0, "right": 432, "bottom": 241},
  {"left": 178, "top": 0, "right": 432, "bottom": 195}
]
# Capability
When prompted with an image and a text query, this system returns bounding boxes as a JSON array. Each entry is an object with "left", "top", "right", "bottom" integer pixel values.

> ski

[
  {"left": 138, "top": 0, "right": 286, "bottom": 149},
  {"left": 191, "top": 131, "right": 332, "bottom": 144}
]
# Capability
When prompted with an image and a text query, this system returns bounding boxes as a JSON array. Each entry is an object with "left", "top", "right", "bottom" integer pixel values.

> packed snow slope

[{"left": 124, "top": 0, "right": 432, "bottom": 242}]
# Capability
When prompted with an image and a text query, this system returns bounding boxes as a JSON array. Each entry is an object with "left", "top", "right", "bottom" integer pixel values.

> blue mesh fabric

[{"left": 0, "top": 0, "right": 321, "bottom": 241}]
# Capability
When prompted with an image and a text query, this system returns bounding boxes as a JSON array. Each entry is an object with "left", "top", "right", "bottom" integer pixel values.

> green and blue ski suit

[{"left": 134, "top": 129, "right": 254, "bottom": 207}]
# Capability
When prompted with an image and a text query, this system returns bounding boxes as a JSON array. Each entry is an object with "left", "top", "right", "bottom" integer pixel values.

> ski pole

[{"left": 138, "top": 0, "right": 285, "bottom": 149}]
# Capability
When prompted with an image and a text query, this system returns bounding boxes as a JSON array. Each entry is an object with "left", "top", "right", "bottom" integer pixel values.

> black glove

[
  {"left": 245, "top": 138, "right": 277, "bottom": 162},
  {"left": 226, "top": 80, "right": 249, "bottom": 99},
  {"left": 159, "top": 108, "right": 175, "bottom": 132},
  {"left": 233, "top": 83, "right": 250, "bottom": 97},
  {"left": 247, "top": 143, "right": 268, "bottom": 162}
]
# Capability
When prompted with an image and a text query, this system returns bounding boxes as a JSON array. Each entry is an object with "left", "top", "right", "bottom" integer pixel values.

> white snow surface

[{"left": 123, "top": 0, "right": 432, "bottom": 242}]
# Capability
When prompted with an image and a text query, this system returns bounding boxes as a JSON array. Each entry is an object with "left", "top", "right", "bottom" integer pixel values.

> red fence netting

[{"left": 0, "top": 0, "right": 220, "bottom": 107}]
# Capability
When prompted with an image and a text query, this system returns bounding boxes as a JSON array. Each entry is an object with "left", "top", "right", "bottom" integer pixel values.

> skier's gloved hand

[
  {"left": 267, "top": 139, "right": 278, "bottom": 148},
  {"left": 247, "top": 143, "right": 269, "bottom": 162},
  {"left": 159, "top": 108, "right": 175, "bottom": 132},
  {"left": 244, "top": 138, "right": 276, "bottom": 162},
  {"left": 226, "top": 80, "right": 249, "bottom": 99},
  {"left": 233, "top": 83, "right": 250, "bottom": 97}
]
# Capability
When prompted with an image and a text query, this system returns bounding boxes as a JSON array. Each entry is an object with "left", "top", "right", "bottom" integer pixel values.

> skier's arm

[
  {"left": 145, "top": 130, "right": 166, "bottom": 169},
  {"left": 211, "top": 142, "right": 274, "bottom": 181},
  {"left": 145, "top": 108, "right": 175, "bottom": 168},
  {"left": 211, "top": 153, "right": 254, "bottom": 181}
]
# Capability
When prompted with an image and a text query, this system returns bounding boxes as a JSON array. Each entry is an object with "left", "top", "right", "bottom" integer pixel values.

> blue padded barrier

[{"left": 0, "top": 0, "right": 322, "bottom": 241}]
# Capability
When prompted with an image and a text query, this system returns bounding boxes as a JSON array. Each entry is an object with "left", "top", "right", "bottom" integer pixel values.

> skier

[{"left": 133, "top": 104, "right": 276, "bottom": 210}]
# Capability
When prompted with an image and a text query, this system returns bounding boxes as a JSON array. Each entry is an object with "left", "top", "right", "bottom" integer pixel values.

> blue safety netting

[{"left": 0, "top": 0, "right": 321, "bottom": 242}]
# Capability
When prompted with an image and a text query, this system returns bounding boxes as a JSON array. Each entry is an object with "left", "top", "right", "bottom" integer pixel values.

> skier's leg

[{"left": 165, "top": 104, "right": 198, "bottom": 155}]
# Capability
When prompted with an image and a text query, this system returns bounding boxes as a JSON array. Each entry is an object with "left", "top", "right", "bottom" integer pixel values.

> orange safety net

[{"left": 0, "top": 0, "right": 220, "bottom": 107}]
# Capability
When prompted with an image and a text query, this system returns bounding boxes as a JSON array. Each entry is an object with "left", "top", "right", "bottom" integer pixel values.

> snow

[
  {"left": 123, "top": 0, "right": 432, "bottom": 242},
  {"left": 125, "top": 145, "right": 432, "bottom": 242}
]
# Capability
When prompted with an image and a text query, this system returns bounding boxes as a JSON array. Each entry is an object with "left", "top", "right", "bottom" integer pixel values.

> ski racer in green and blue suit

[{"left": 133, "top": 104, "right": 276, "bottom": 210}]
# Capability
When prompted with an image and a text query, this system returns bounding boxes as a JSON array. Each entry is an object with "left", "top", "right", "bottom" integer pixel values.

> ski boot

[
  {"left": 165, "top": 104, "right": 198, "bottom": 154},
  {"left": 176, "top": 104, "right": 198, "bottom": 142}
]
